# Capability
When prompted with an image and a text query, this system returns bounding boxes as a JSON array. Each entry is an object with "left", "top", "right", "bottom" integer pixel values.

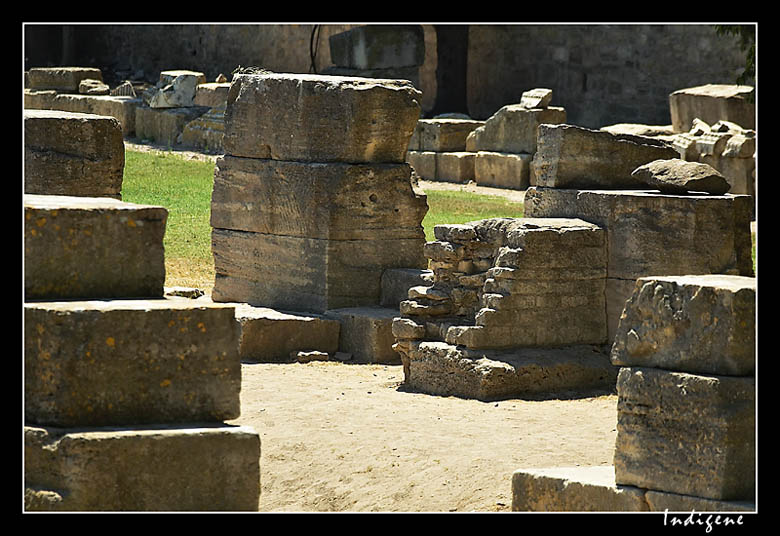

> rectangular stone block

[
  {"left": 380, "top": 268, "right": 433, "bottom": 307},
  {"left": 470, "top": 105, "right": 566, "bottom": 154},
  {"left": 614, "top": 366, "right": 755, "bottom": 501},
  {"left": 474, "top": 151, "right": 533, "bottom": 190},
  {"left": 24, "top": 297, "right": 241, "bottom": 427},
  {"left": 328, "top": 24, "right": 425, "bottom": 69},
  {"left": 232, "top": 302, "right": 341, "bottom": 363},
  {"left": 409, "top": 118, "right": 484, "bottom": 152},
  {"left": 27, "top": 67, "right": 103, "bottom": 91},
  {"left": 435, "top": 151, "right": 475, "bottom": 183},
  {"left": 212, "top": 228, "right": 427, "bottom": 313},
  {"left": 406, "top": 150, "right": 436, "bottom": 180},
  {"left": 181, "top": 106, "right": 225, "bottom": 152},
  {"left": 51, "top": 93, "right": 142, "bottom": 136},
  {"left": 669, "top": 84, "right": 755, "bottom": 133},
  {"left": 193, "top": 82, "right": 231, "bottom": 108},
  {"left": 532, "top": 124, "right": 678, "bottom": 189},
  {"left": 325, "top": 306, "right": 401, "bottom": 364},
  {"left": 223, "top": 73, "right": 421, "bottom": 163},
  {"left": 24, "top": 88, "right": 58, "bottom": 109},
  {"left": 24, "top": 109, "right": 125, "bottom": 198},
  {"left": 135, "top": 104, "right": 210, "bottom": 146},
  {"left": 24, "top": 195, "right": 167, "bottom": 301},
  {"left": 25, "top": 424, "right": 260, "bottom": 511},
  {"left": 210, "top": 155, "right": 428, "bottom": 241},
  {"left": 611, "top": 275, "right": 756, "bottom": 376}
]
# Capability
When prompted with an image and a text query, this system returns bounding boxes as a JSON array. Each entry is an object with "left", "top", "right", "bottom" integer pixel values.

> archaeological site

[{"left": 23, "top": 23, "right": 757, "bottom": 516}]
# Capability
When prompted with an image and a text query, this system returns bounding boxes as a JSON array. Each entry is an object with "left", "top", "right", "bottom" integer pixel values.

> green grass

[{"left": 121, "top": 150, "right": 525, "bottom": 290}]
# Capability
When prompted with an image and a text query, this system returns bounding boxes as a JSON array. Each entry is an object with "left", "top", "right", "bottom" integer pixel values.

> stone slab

[
  {"left": 469, "top": 105, "right": 566, "bottom": 154},
  {"left": 24, "top": 423, "right": 260, "bottom": 511},
  {"left": 24, "top": 195, "right": 167, "bottom": 301},
  {"left": 329, "top": 24, "right": 425, "bottom": 69},
  {"left": 51, "top": 93, "right": 143, "bottom": 136},
  {"left": 474, "top": 151, "right": 533, "bottom": 190},
  {"left": 24, "top": 109, "right": 125, "bottom": 198},
  {"left": 193, "top": 82, "right": 231, "bottom": 108},
  {"left": 135, "top": 105, "right": 210, "bottom": 146},
  {"left": 223, "top": 73, "right": 421, "bottom": 163},
  {"left": 669, "top": 84, "right": 755, "bottom": 132},
  {"left": 408, "top": 118, "right": 484, "bottom": 152},
  {"left": 181, "top": 106, "right": 225, "bottom": 152},
  {"left": 27, "top": 67, "right": 103, "bottom": 91},
  {"left": 611, "top": 275, "right": 756, "bottom": 376},
  {"left": 614, "top": 366, "right": 755, "bottom": 501},
  {"left": 325, "top": 306, "right": 401, "bottom": 364}
]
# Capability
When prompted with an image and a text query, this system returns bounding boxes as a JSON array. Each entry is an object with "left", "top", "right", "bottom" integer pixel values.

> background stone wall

[{"left": 24, "top": 23, "right": 750, "bottom": 128}]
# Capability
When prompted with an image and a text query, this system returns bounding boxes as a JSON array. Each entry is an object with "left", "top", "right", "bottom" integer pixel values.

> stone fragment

[
  {"left": 329, "top": 24, "right": 425, "bottom": 69},
  {"left": 294, "top": 350, "right": 330, "bottom": 363},
  {"left": 24, "top": 195, "right": 167, "bottom": 300},
  {"left": 78, "top": 78, "right": 110, "bottom": 95},
  {"left": 630, "top": 158, "right": 731, "bottom": 195},
  {"left": 24, "top": 424, "right": 260, "bottom": 511},
  {"left": 669, "top": 84, "right": 755, "bottom": 132},
  {"left": 24, "top": 109, "right": 125, "bottom": 198},
  {"left": 325, "top": 307, "right": 401, "bottom": 364},
  {"left": 223, "top": 73, "right": 422, "bottom": 163},
  {"left": 610, "top": 275, "right": 756, "bottom": 376},
  {"left": 532, "top": 124, "right": 678, "bottom": 189},
  {"left": 391, "top": 317, "right": 426, "bottom": 340},
  {"left": 518, "top": 87, "right": 553, "bottom": 109},
  {"left": 143, "top": 70, "right": 207, "bottom": 108},
  {"left": 24, "top": 297, "right": 241, "bottom": 427},
  {"left": 408, "top": 118, "right": 484, "bottom": 152},
  {"left": 614, "top": 366, "right": 755, "bottom": 501},
  {"left": 27, "top": 67, "right": 103, "bottom": 92},
  {"left": 469, "top": 105, "right": 567, "bottom": 154}
]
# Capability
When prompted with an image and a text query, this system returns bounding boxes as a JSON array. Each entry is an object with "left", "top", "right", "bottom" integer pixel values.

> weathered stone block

[
  {"left": 631, "top": 158, "right": 730, "bottom": 195},
  {"left": 405, "top": 150, "right": 436, "bottom": 180},
  {"left": 193, "top": 82, "right": 231, "bottom": 108},
  {"left": 532, "top": 124, "right": 678, "bottom": 189},
  {"left": 52, "top": 93, "right": 142, "bottom": 136},
  {"left": 24, "top": 424, "right": 260, "bottom": 511},
  {"left": 24, "top": 195, "right": 167, "bottom": 300},
  {"left": 223, "top": 73, "right": 421, "bottom": 163},
  {"left": 435, "top": 151, "right": 475, "bottom": 183},
  {"left": 231, "top": 302, "right": 341, "bottom": 362},
  {"left": 474, "top": 151, "right": 534, "bottom": 190},
  {"left": 469, "top": 105, "right": 566, "bottom": 154},
  {"left": 24, "top": 109, "right": 125, "bottom": 198},
  {"left": 669, "top": 84, "right": 755, "bottom": 133},
  {"left": 325, "top": 306, "right": 401, "bottom": 364},
  {"left": 135, "top": 105, "right": 210, "bottom": 146},
  {"left": 210, "top": 155, "right": 428, "bottom": 241},
  {"left": 614, "top": 366, "right": 755, "bottom": 501},
  {"left": 329, "top": 24, "right": 425, "bottom": 69},
  {"left": 380, "top": 268, "right": 433, "bottom": 307},
  {"left": 23, "top": 88, "right": 58, "bottom": 110},
  {"left": 27, "top": 67, "right": 103, "bottom": 92},
  {"left": 181, "top": 106, "right": 225, "bottom": 152},
  {"left": 143, "top": 70, "right": 207, "bottom": 108},
  {"left": 611, "top": 275, "right": 756, "bottom": 376},
  {"left": 408, "top": 118, "right": 484, "bottom": 152},
  {"left": 24, "top": 297, "right": 241, "bottom": 427}
]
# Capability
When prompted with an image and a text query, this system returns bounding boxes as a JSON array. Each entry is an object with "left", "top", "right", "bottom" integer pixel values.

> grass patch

[{"left": 421, "top": 189, "right": 524, "bottom": 242}]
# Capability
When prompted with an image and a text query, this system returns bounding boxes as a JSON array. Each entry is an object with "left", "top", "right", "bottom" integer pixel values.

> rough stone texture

[
  {"left": 329, "top": 24, "right": 425, "bottom": 69},
  {"left": 223, "top": 73, "right": 422, "bottom": 163},
  {"left": 643, "top": 490, "right": 755, "bottom": 513},
  {"left": 143, "top": 70, "right": 207, "bottom": 108},
  {"left": 518, "top": 87, "right": 553, "bottom": 109},
  {"left": 669, "top": 84, "right": 755, "bottom": 133},
  {"left": 614, "top": 366, "right": 755, "bottom": 501},
  {"left": 48, "top": 93, "right": 142, "bottom": 136},
  {"left": 210, "top": 156, "right": 427, "bottom": 241},
  {"left": 23, "top": 89, "right": 59, "bottom": 110},
  {"left": 27, "top": 67, "right": 103, "bottom": 92},
  {"left": 405, "top": 150, "right": 436, "bottom": 180},
  {"left": 231, "top": 302, "right": 341, "bottom": 363},
  {"left": 24, "top": 424, "right": 261, "bottom": 511},
  {"left": 193, "top": 82, "right": 231, "bottom": 108},
  {"left": 398, "top": 341, "right": 617, "bottom": 400},
  {"left": 408, "top": 118, "right": 484, "bottom": 152},
  {"left": 532, "top": 124, "right": 678, "bottom": 189},
  {"left": 631, "top": 158, "right": 731, "bottom": 195},
  {"left": 325, "top": 307, "right": 401, "bottom": 364},
  {"left": 78, "top": 78, "right": 109, "bottom": 95},
  {"left": 24, "top": 297, "right": 241, "bottom": 427},
  {"left": 474, "top": 151, "right": 534, "bottom": 190},
  {"left": 380, "top": 268, "right": 433, "bottom": 307},
  {"left": 24, "top": 195, "right": 167, "bottom": 301},
  {"left": 321, "top": 65, "right": 422, "bottom": 91},
  {"left": 180, "top": 106, "right": 225, "bottom": 152},
  {"left": 611, "top": 275, "right": 756, "bottom": 376},
  {"left": 24, "top": 109, "right": 125, "bottom": 198},
  {"left": 469, "top": 105, "right": 566, "bottom": 155},
  {"left": 435, "top": 151, "right": 475, "bottom": 183},
  {"left": 135, "top": 105, "right": 210, "bottom": 146},
  {"left": 511, "top": 466, "right": 649, "bottom": 512}
]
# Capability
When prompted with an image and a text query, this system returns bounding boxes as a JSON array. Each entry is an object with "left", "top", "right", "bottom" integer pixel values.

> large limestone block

[
  {"left": 474, "top": 151, "right": 534, "bottom": 190},
  {"left": 469, "top": 105, "right": 566, "bottom": 154},
  {"left": 135, "top": 105, "right": 210, "bottom": 146},
  {"left": 210, "top": 155, "right": 428, "bottom": 241},
  {"left": 614, "top": 366, "right": 755, "bottom": 501},
  {"left": 180, "top": 106, "right": 225, "bottom": 152},
  {"left": 405, "top": 150, "right": 436, "bottom": 180},
  {"left": 143, "top": 70, "right": 207, "bottom": 108},
  {"left": 24, "top": 109, "right": 125, "bottom": 198},
  {"left": 24, "top": 297, "right": 241, "bottom": 427},
  {"left": 532, "top": 124, "right": 678, "bottom": 189},
  {"left": 669, "top": 84, "right": 755, "bottom": 132},
  {"left": 193, "top": 82, "right": 231, "bottom": 108},
  {"left": 24, "top": 424, "right": 260, "bottom": 511},
  {"left": 231, "top": 302, "right": 341, "bottom": 362},
  {"left": 435, "top": 151, "right": 475, "bottom": 183},
  {"left": 23, "top": 88, "right": 58, "bottom": 109},
  {"left": 408, "top": 118, "right": 484, "bottom": 152},
  {"left": 52, "top": 93, "right": 142, "bottom": 136},
  {"left": 329, "top": 24, "right": 425, "bottom": 69},
  {"left": 511, "top": 466, "right": 648, "bottom": 512},
  {"left": 212, "top": 229, "right": 427, "bottom": 313},
  {"left": 27, "top": 67, "right": 103, "bottom": 92},
  {"left": 223, "top": 73, "right": 422, "bottom": 163},
  {"left": 400, "top": 342, "right": 617, "bottom": 401},
  {"left": 24, "top": 195, "right": 167, "bottom": 300},
  {"left": 326, "top": 306, "right": 401, "bottom": 364},
  {"left": 611, "top": 275, "right": 756, "bottom": 376}
]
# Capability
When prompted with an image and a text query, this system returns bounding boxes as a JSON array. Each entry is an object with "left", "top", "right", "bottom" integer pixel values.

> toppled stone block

[
  {"left": 408, "top": 118, "right": 484, "bottom": 152},
  {"left": 518, "top": 87, "right": 553, "bottom": 109},
  {"left": 326, "top": 306, "right": 401, "bottom": 364},
  {"left": 27, "top": 67, "right": 103, "bottom": 92},
  {"left": 24, "top": 195, "right": 167, "bottom": 300},
  {"left": 24, "top": 109, "right": 125, "bottom": 198},
  {"left": 380, "top": 268, "right": 433, "bottom": 307},
  {"left": 143, "top": 70, "right": 207, "bottom": 108},
  {"left": 630, "top": 158, "right": 731, "bottom": 195},
  {"left": 24, "top": 423, "right": 260, "bottom": 511},
  {"left": 329, "top": 24, "right": 425, "bottom": 69},
  {"left": 231, "top": 303, "right": 340, "bottom": 362},
  {"left": 78, "top": 78, "right": 109, "bottom": 95},
  {"left": 469, "top": 105, "right": 566, "bottom": 155},
  {"left": 669, "top": 84, "right": 755, "bottom": 133},
  {"left": 223, "top": 73, "right": 422, "bottom": 163},
  {"left": 24, "top": 297, "right": 241, "bottom": 427},
  {"left": 474, "top": 151, "right": 534, "bottom": 190},
  {"left": 135, "top": 105, "right": 210, "bottom": 146},
  {"left": 532, "top": 124, "right": 678, "bottom": 189},
  {"left": 611, "top": 275, "right": 756, "bottom": 376},
  {"left": 614, "top": 366, "right": 755, "bottom": 501}
]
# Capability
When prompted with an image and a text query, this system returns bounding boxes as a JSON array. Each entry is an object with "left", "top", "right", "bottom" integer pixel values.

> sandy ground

[{"left": 227, "top": 361, "right": 618, "bottom": 513}]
